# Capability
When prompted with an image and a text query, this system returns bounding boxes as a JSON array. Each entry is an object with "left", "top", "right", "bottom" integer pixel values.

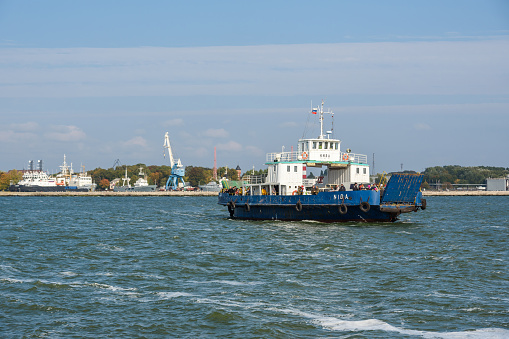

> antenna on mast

[{"left": 312, "top": 99, "right": 334, "bottom": 139}]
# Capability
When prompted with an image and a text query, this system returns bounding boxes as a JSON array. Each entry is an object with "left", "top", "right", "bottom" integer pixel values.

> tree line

[
  {"left": 421, "top": 165, "right": 509, "bottom": 187},
  {"left": 2, "top": 164, "right": 507, "bottom": 191}
]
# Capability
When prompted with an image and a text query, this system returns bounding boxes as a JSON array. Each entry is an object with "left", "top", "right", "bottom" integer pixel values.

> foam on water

[
  {"left": 278, "top": 308, "right": 509, "bottom": 338},
  {"left": 157, "top": 292, "right": 195, "bottom": 299}
]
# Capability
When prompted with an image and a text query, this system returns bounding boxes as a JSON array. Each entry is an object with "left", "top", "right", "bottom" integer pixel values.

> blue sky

[{"left": 1, "top": 1, "right": 508, "bottom": 175}]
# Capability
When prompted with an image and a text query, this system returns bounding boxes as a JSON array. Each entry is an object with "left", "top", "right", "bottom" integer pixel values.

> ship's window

[
  {"left": 319, "top": 142, "right": 322, "bottom": 149},
  {"left": 294, "top": 166, "right": 297, "bottom": 172},
  {"left": 363, "top": 168, "right": 366, "bottom": 174},
  {"left": 356, "top": 168, "right": 360, "bottom": 174},
  {"left": 324, "top": 142, "right": 328, "bottom": 149},
  {"left": 335, "top": 143, "right": 338, "bottom": 150},
  {"left": 287, "top": 166, "right": 290, "bottom": 172},
  {"left": 313, "top": 142, "right": 317, "bottom": 149}
]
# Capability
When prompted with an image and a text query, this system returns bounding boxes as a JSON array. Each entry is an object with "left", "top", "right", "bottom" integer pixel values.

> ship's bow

[{"left": 380, "top": 173, "right": 425, "bottom": 214}]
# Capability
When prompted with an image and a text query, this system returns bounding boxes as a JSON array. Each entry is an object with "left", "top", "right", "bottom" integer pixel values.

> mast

[
  {"left": 59, "top": 154, "right": 71, "bottom": 185},
  {"left": 315, "top": 100, "right": 334, "bottom": 139},
  {"left": 122, "top": 165, "right": 131, "bottom": 187}
]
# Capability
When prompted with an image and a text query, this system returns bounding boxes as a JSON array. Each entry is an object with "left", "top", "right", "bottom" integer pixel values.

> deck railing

[
  {"left": 266, "top": 151, "right": 367, "bottom": 164},
  {"left": 344, "top": 153, "right": 368, "bottom": 164},
  {"left": 266, "top": 151, "right": 300, "bottom": 163},
  {"left": 242, "top": 174, "right": 267, "bottom": 184}
]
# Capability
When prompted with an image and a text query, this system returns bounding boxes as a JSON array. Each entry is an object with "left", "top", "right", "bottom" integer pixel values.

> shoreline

[
  {"left": 1, "top": 191, "right": 508, "bottom": 197},
  {"left": 422, "top": 191, "right": 509, "bottom": 196},
  {"left": 0, "top": 191, "right": 219, "bottom": 197}
]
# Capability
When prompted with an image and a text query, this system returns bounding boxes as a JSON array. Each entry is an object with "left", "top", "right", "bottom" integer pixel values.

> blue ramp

[{"left": 381, "top": 173, "right": 423, "bottom": 204}]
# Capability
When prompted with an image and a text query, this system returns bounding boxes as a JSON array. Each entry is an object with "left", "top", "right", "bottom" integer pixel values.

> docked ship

[
  {"left": 199, "top": 181, "right": 223, "bottom": 192},
  {"left": 113, "top": 166, "right": 157, "bottom": 192},
  {"left": 9, "top": 155, "right": 96, "bottom": 192},
  {"left": 218, "top": 101, "right": 426, "bottom": 222}
]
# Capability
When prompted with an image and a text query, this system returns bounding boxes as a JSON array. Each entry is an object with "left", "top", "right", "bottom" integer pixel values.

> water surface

[{"left": 1, "top": 196, "right": 508, "bottom": 338}]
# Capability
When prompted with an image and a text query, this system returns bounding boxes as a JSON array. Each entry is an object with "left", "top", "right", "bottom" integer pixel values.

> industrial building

[{"left": 486, "top": 176, "right": 509, "bottom": 191}]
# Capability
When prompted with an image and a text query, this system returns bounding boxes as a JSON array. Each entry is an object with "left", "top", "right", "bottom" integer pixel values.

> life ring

[
  {"left": 342, "top": 153, "right": 349, "bottom": 161},
  {"left": 245, "top": 202, "right": 250, "bottom": 212},
  {"left": 301, "top": 152, "right": 308, "bottom": 160},
  {"left": 359, "top": 201, "right": 370, "bottom": 213},
  {"left": 295, "top": 201, "right": 303, "bottom": 212},
  {"left": 292, "top": 190, "right": 298, "bottom": 195},
  {"left": 338, "top": 203, "right": 348, "bottom": 215}
]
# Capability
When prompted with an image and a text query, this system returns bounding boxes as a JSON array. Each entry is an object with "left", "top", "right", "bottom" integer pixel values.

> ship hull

[
  {"left": 9, "top": 185, "right": 90, "bottom": 192},
  {"left": 218, "top": 173, "right": 425, "bottom": 223},
  {"left": 113, "top": 185, "right": 157, "bottom": 192},
  {"left": 224, "top": 201, "right": 399, "bottom": 222},
  {"left": 219, "top": 191, "right": 422, "bottom": 223}
]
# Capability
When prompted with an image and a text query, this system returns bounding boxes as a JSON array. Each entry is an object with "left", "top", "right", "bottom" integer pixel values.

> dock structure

[
  {"left": 0, "top": 191, "right": 218, "bottom": 197},
  {"left": 422, "top": 190, "right": 509, "bottom": 196}
]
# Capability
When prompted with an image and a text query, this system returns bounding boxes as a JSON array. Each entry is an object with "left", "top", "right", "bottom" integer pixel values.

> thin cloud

[
  {"left": 122, "top": 136, "right": 148, "bottom": 148},
  {"left": 204, "top": 128, "right": 229, "bottom": 138},
  {"left": 245, "top": 145, "right": 264, "bottom": 156},
  {"left": 163, "top": 118, "right": 184, "bottom": 127},
  {"left": 216, "top": 141, "right": 242, "bottom": 152},
  {"left": 1, "top": 39, "right": 507, "bottom": 98},
  {"left": 44, "top": 125, "right": 86, "bottom": 142},
  {"left": 0, "top": 130, "right": 37, "bottom": 142},
  {"left": 10, "top": 122, "right": 39, "bottom": 131}
]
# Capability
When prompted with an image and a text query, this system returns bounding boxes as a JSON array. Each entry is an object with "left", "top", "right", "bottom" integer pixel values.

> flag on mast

[{"left": 312, "top": 108, "right": 318, "bottom": 114}]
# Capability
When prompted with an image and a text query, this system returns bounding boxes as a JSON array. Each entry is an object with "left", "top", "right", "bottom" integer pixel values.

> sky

[{"left": 1, "top": 0, "right": 508, "bottom": 175}]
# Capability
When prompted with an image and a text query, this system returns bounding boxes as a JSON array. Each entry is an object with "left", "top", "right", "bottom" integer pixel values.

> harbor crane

[{"left": 163, "top": 132, "right": 185, "bottom": 190}]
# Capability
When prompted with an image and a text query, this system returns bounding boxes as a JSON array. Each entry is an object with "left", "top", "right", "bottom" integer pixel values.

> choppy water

[{"left": 1, "top": 196, "right": 508, "bottom": 338}]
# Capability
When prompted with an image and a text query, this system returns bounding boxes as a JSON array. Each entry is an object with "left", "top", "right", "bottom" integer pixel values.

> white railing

[
  {"left": 243, "top": 174, "right": 267, "bottom": 184},
  {"left": 266, "top": 151, "right": 300, "bottom": 163},
  {"left": 342, "top": 152, "right": 368, "bottom": 164},
  {"left": 266, "top": 151, "right": 367, "bottom": 164}
]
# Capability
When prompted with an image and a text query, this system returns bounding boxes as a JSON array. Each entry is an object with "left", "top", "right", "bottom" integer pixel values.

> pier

[
  {"left": 0, "top": 191, "right": 218, "bottom": 197},
  {"left": 422, "top": 190, "right": 509, "bottom": 196}
]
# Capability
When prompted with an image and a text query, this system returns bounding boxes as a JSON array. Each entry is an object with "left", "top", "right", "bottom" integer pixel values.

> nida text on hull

[{"left": 218, "top": 101, "right": 426, "bottom": 222}]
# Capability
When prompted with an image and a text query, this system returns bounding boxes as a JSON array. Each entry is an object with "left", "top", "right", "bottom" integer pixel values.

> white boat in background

[
  {"left": 113, "top": 166, "right": 157, "bottom": 192},
  {"left": 9, "top": 155, "right": 96, "bottom": 192},
  {"left": 199, "top": 181, "right": 223, "bottom": 192}
]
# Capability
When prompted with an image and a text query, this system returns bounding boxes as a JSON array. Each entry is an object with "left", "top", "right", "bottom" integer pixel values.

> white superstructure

[{"left": 244, "top": 101, "right": 370, "bottom": 196}]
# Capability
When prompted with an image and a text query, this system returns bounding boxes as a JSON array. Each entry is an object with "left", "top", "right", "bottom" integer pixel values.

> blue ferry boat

[{"left": 218, "top": 101, "right": 426, "bottom": 222}]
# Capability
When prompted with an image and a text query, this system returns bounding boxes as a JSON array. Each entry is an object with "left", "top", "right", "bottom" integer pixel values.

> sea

[{"left": 1, "top": 195, "right": 508, "bottom": 338}]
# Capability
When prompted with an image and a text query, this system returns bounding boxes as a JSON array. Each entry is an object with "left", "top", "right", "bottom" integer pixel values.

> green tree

[
  {"left": 0, "top": 170, "right": 22, "bottom": 190},
  {"left": 0, "top": 171, "right": 9, "bottom": 191},
  {"left": 423, "top": 165, "right": 509, "bottom": 185},
  {"left": 149, "top": 171, "right": 162, "bottom": 186},
  {"left": 186, "top": 166, "right": 209, "bottom": 187}
]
